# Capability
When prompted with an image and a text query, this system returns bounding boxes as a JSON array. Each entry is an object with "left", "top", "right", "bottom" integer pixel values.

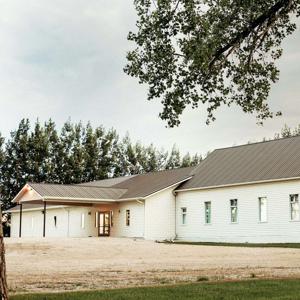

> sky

[{"left": 0, "top": 1, "right": 299, "bottom": 156}]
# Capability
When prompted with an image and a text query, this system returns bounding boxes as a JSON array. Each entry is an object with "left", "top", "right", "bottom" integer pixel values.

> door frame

[{"left": 98, "top": 211, "right": 111, "bottom": 237}]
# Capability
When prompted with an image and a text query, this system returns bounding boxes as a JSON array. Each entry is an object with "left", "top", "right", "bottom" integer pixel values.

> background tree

[
  {"left": 125, "top": 0, "right": 300, "bottom": 127},
  {"left": 166, "top": 145, "right": 181, "bottom": 169},
  {"left": 0, "top": 119, "right": 31, "bottom": 209},
  {"left": 0, "top": 119, "right": 201, "bottom": 209}
]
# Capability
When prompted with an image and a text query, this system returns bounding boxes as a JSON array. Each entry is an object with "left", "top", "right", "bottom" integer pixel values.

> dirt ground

[{"left": 4, "top": 237, "right": 300, "bottom": 294}]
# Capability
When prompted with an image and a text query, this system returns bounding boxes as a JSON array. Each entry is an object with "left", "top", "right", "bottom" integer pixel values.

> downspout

[
  {"left": 19, "top": 203, "right": 23, "bottom": 238},
  {"left": 174, "top": 191, "right": 177, "bottom": 241}
]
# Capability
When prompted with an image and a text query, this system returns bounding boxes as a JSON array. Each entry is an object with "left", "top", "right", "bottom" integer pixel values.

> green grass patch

[
  {"left": 167, "top": 241, "right": 300, "bottom": 248},
  {"left": 11, "top": 279, "right": 300, "bottom": 300}
]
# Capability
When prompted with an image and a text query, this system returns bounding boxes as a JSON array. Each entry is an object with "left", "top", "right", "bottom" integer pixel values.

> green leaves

[
  {"left": 125, "top": 0, "right": 300, "bottom": 126},
  {"left": 0, "top": 120, "right": 202, "bottom": 209}
]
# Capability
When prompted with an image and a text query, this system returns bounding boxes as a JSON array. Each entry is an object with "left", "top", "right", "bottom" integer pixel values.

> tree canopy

[
  {"left": 0, "top": 119, "right": 202, "bottom": 209},
  {"left": 125, "top": 0, "right": 300, "bottom": 127}
]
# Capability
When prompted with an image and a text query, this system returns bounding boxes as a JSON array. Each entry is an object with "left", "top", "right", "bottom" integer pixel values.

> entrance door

[{"left": 98, "top": 212, "right": 110, "bottom": 236}]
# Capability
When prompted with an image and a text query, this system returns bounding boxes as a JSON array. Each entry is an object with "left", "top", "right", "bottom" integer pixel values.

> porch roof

[{"left": 12, "top": 167, "right": 195, "bottom": 206}]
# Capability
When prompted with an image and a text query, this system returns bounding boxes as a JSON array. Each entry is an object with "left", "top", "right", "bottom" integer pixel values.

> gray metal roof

[
  {"left": 17, "top": 167, "right": 194, "bottom": 203},
  {"left": 114, "top": 167, "right": 195, "bottom": 198},
  {"left": 79, "top": 175, "right": 137, "bottom": 187},
  {"left": 29, "top": 183, "right": 127, "bottom": 200},
  {"left": 177, "top": 136, "right": 300, "bottom": 191}
]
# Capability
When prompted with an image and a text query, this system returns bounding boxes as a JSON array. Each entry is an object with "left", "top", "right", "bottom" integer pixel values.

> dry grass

[{"left": 5, "top": 237, "right": 300, "bottom": 294}]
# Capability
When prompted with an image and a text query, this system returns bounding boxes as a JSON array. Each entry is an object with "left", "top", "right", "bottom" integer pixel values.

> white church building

[{"left": 6, "top": 136, "right": 300, "bottom": 243}]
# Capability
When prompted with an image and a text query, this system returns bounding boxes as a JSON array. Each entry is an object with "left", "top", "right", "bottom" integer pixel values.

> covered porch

[{"left": 10, "top": 183, "right": 133, "bottom": 238}]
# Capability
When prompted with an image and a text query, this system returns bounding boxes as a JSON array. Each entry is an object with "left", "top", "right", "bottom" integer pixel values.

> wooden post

[
  {"left": 19, "top": 203, "right": 22, "bottom": 238},
  {"left": 43, "top": 201, "right": 46, "bottom": 238},
  {"left": 0, "top": 205, "right": 9, "bottom": 300}
]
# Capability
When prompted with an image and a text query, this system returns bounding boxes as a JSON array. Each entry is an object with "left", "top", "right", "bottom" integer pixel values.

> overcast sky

[{"left": 0, "top": 1, "right": 299, "bottom": 156}]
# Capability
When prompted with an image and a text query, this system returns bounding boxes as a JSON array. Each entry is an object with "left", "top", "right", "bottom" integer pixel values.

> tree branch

[{"left": 209, "top": 0, "right": 294, "bottom": 68}]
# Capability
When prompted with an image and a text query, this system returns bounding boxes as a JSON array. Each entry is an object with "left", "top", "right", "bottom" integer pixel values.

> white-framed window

[
  {"left": 230, "top": 199, "right": 238, "bottom": 223},
  {"left": 126, "top": 210, "right": 130, "bottom": 226},
  {"left": 259, "top": 197, "right": 267, "bottom": 222},
  {"left": 204, "top": 202, "right": 211, "bottom": 224},
  {"left": 290, "top": 194, "right": 299, "bottom": 221},
  {"left": 181, "top": 207, "right": 187, "bottom": 225},
  {"left": 95, "top": 212, "right": 98, "bottom": 228},
  {"left": 81, "top": 213, "right": 85, "bottom": 229}
]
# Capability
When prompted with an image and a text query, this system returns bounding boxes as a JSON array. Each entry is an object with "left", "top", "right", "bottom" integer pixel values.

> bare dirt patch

[{"left": 4, "top": 237, "right": 300, "bottom": 294}]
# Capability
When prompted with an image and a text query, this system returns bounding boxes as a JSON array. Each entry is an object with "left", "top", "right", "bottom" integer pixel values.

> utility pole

[{"left": 0, "top": 203, "right": 8, "bottom": 300}]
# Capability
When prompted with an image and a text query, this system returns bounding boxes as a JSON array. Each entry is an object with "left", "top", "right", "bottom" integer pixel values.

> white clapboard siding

[
  {"left": 176, "top": 179, "right": 300, "bottom": 243},
  {"left": 144, "top": 186, "right": 176, "bottom": 240},
  {"left": 110, "top": 201, "right": 145, "bottom": 238}
]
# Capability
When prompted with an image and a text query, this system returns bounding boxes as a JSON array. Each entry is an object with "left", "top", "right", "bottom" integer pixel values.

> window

[
  {"left": 95, "top": 212, "right": 98, "bottom": 228},
  {"left": 259, "top": 197, "right": 267, "bottom": 222},
  {"left": 230, "top": 199, "right": 238, "bottom": 223},
  {"left": 290, "top": 194, "right": 299, "bottom": 221},
  {"left": 126, "top": 210, "right": 130, "bottom": 226},
  {"left": 181, "top": 207, "right": 187, "bottom": 225},
  {"left": 110, "top": 210, "right": 114, "bottom": 227},
  {"left": 204, "top": 202, "right": 211, "bottom": 224},
  {"left": 54, "top": 216, "right": 57, "bottom": 227},
  {"left": 81, "top": 213, "right": 85, "bottom": 229}
]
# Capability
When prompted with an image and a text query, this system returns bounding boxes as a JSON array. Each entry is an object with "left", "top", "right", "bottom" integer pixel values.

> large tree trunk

[{"left": 0, "top": 206, "right": 8, "bottom": 300}]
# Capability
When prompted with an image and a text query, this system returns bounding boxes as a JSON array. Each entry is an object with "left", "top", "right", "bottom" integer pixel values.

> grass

[
  {"left": 10, "top": 279, "right": 300, "bottom": 300},
  {"left": 165, "top": 241, "right": 300, "bottom": 248}
]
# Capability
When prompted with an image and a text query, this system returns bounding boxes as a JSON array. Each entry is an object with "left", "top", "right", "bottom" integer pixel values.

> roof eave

[{"left": 175, "top": 176, "right": 300, "bottom": 193}]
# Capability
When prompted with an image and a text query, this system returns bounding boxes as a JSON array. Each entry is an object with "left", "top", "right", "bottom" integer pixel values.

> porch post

[
  {"left": 43, "top": 201, "right": 47, "bottom": 238},
  {"left": 19, "top": 204, "right": 23, "bottom": 238}
]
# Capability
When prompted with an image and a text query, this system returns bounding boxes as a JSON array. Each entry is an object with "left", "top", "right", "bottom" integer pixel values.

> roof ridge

[
  {"left": 214, "top": 135, "right": 300, "bottom": 152},
  {"left": 129, "top": 166, "right": 196, "bottom": 177}
]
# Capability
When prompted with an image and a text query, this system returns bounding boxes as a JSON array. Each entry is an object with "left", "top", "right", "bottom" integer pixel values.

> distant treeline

[{"left": 0, "top": 119, "right": 202, "bottom": 209}]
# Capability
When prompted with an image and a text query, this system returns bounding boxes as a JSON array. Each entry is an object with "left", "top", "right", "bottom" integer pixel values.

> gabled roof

[
  {"left": 114, "top": 167, "right": 195, "bottom": 198},
  {"left": 13, "top": 167, "right": 195, "bottom": 204},
  {"left": 177, "top": 136, "right": 300, "bottom": 191},
  {"left": 28, "top": 183, "right": 127, "bottom": 200}
]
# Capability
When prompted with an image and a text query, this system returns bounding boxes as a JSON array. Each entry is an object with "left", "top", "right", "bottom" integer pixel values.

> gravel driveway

[{"left": 4, "top": 237, "right": 300, "bottom": 294}]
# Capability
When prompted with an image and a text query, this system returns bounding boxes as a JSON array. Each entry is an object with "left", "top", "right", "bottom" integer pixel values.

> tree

[
  {"left": 0, "top": 119, "right": 202, "bottom": 209},
  {"left": 280, "top": 124, "right": 292, "bottom": 137},
  {"left": 181, "top": 153, "right": 191, "bottom": 168},
  {"left": 166, "top": 145, "right": 181, "bottom": 169},
  {"left": 0, "top": 119, "right": 31, "bottom": 209},
  {"left": 0, "top": 205, "right": 8, "bottom": 300},
  {"left": 125, "top": 0, "right": 300, "bottom": 127}
]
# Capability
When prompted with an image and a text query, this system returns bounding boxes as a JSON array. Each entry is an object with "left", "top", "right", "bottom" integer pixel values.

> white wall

[
  {"left": 11, "top": 206, "right": 98, "bottom": 238},
  {"left": 176, "top": 180, "right": 300, "bottom": 243},
  {"left": 110, "top": 201, "right": 144, "bottom": 238},
  {"left": 144, "top": 187, "right": 176, "bottom": 240}
]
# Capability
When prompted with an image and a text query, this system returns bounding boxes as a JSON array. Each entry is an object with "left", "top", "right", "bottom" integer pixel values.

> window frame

[
  {"left": 126, "top": 209, "right": 130, "bottom": 226},
  {"left": 290, "top": 194, "right": 300, "bottom": 221},
  {"left": 258, "top": 197, "right": 268, "bottom": 223},
  {"left": 230, "top": 199, "right": 238, "bottom": 223},
  {"left": 204, "top": 201, "right": 211, "bottom": 224},
  {"left": 181, "top": 207, "right": 187, "bottom": 225},
  {"left": 81, "top": 213, "right": 85, "bottom": 229}
]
